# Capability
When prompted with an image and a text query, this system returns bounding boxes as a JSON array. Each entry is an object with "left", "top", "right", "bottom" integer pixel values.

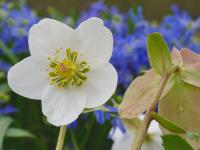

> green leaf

[
  {"left": 151, "top": 112, "right": 186, "bottom": 134},
  {"left": 5, "top": 128, "right": 35, "bottom": 138},
  {"left": 0, "top": 40, "right": 18, "bottom": 63},
  {"left": 0, "top": 83, "right": 11, "bottom": 93},
  {"left": 147, "top": 32, "right": 172, "bottom": 75},
  {"left": 0, "top": 116, "right": 13, "bottom": 150},
  {"left": 162, "top": 134, "right": 194, "bottom": 150}
]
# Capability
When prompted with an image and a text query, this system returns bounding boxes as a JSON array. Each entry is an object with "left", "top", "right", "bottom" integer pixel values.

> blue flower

[
  {"left": 67, "top": 120, "right": 78, "bottom": 129},
  {"left": 77, "top": 0, "right": 107, "bottom": 25},
  {"left": 0, "top": 61, "right": 11, "bottom": 72},
  {"left": 158, "top": 5, "right": 200, "bottom": 52},
  {"left": 0, "top": 104, "right": 17, "bottom": 115},
  {"left": 0, "top": 3, "right": 38, "bottom": 54},
  {"left": 104, "top": 6, "right": 128, "bottom": 36},
  {"left": 94, "top": 110, "right": 105, "bottom": 125}
]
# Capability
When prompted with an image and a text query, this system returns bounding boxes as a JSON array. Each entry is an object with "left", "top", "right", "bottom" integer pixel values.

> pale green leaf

[
  {"left": 5, "top": 128, "right": 35, "bottom": 138},
  {"left": 147, "top": 33, "right": 172, "bottom": 75},
  {"left": 0, "top": 116, "right": 13, "bottom": 150}
]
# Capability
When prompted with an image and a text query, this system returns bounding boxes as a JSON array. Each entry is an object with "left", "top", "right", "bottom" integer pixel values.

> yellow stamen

[{"left": 47, "top": 48, "right": 90, "bottom": 88}]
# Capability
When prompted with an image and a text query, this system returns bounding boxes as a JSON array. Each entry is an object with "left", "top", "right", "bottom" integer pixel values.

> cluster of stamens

[{"left": 47, "top": 48, "right": 90, "bottom": 88}]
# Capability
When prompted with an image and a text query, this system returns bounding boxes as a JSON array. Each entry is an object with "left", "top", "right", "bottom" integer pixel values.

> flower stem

[
  {"left": 131, "top": 73, "right": 170, "bottom": 150},
  {"left": 56, "top": 126, "right": 67, "bottom": 150}
]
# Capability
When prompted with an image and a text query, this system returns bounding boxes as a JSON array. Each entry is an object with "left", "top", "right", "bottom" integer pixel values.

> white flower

[
  {"left": 111, "top": 120, "right": 164, "bottom": 150},
  {"left": 7, "top": 17, "right": 118, "bottom": 126}
]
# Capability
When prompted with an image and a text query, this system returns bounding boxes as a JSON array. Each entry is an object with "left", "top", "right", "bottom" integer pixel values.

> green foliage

[
  {"left": 5, "top": 128, "right": 35, "bottom": 138},
  {"left": 0, "top": 116, "right": 13, "bottom": 150},
  {"left": 151, "top": 112, "right": 186, "bottom": 134},
  {"left": 0, "top": 40, "right": 18, "bottom": 64},
  {"left": 147, "top": 33, "right": 172, "bottom": 75},
  {"left": 162, "top": 134, "right": 194, "bottom": 150},
  {"left": 0, "top": 116, "right": 36, "bottom": 150}
]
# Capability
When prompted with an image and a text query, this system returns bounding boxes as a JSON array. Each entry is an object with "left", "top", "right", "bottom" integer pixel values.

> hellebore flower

[
  {"left": 111, "top": 117, "right": 163, "bottom": 150},
  {"left": 7, "top": 17, "right": 118, "bottom": 126}
]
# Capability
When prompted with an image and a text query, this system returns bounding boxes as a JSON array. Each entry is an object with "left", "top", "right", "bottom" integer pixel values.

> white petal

[
  {"left": 148, "top": 120, "right": 162, "bottom": 135},
  {"left": 83, "top": 61, "right": 117, "bottom": 108},
  {"left": 112, "top": 133, "right": 133, "bottom": 150},
  {"left": 76, "top": 17, "right": 113, "bottom": 62},
  {"left": 7, "top": 57, "right": 47, "bottom": 100},
  {"left": 29, "top": 18, "right": 79, "bottom": 65},
  {"left": 41, "top": 85, "right": 87, "bottom": 126},
  {"left": 110, "top": 127, "right": 125, "bottom": 142}
]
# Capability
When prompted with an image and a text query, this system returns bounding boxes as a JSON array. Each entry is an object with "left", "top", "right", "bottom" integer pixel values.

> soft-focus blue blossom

[
  {"left": 0, "top": 3, "right": 38, "bottom": 53},
  {"left": 159, "top": 5, "right": 200, "bottom": 52},
  {"left": 94, "top": 110, "right": 105, "bottom": 125},
  {"left": 0, "top": 61, "right": 11, "bottom": 72},
  {"left": 77, "top": 0, "right": 107, "bottom": 25},
  {"left": 0, "top": 104, "right": 17, "bottom": 115},
  {"left": 67, "top": 120, "right": 78, "bottom": 129},
  {"left": 104, "top": 6, "right": 128, "bottom": 36}
]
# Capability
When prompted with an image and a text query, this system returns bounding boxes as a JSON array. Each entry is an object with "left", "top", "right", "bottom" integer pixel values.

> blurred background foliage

[
  {"left": 0, "top": 0, "right": 200, "bottom": 150},
  {"left": 27, "top": 0, "right": 200, "bottom": 20}
]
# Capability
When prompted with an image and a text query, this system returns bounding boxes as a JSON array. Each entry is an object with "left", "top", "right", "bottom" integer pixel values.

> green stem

[
  {"left": 71, "top": 131, "right": 80, "bottom": 150},
  {"left": 131, "top": 73, "right": 170, "bottom": 150},
  {"left": 55, "top": 126, "right": 67, "bottom": 150},
  {"left": 80, "top": 116, "right": 95, "bottom": 149},
  {"left": 0, "top": 40, "right": 18, "bottom": 63}
]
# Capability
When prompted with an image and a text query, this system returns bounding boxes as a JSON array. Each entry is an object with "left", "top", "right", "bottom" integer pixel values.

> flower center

[{"left": 47, "top": 48, "right": 90, "bottom": 88}]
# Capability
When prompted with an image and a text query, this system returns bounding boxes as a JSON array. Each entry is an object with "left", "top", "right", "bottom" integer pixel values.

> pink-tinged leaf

[
  {"left": 182, "top": 63, "right": 200, "bottom": 88},
  {"left": 171, "top": 47, "right": 183, "bottom": 66},
  {"left": 181, "top": 48, "right": 200, "bottom": 65},
  {"left": 159, "top": 79, "right": 200, "bottom": 149},
  {"left": 119, "top": 69, "right": 174, "bottom": 119}
]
